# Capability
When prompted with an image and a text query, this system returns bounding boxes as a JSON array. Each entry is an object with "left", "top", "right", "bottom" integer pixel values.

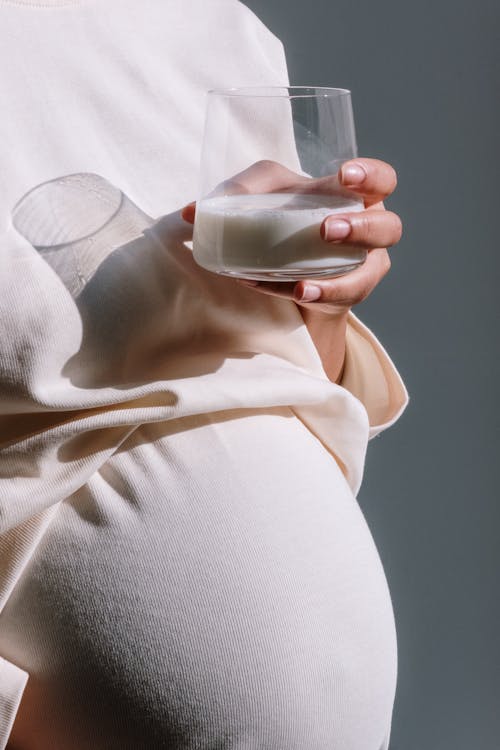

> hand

[
  {"left": 181, "top": 157, "right": 402, "bottom": 317},
  {"left": 181, "top": 157, "right": 402, "bottom": 382}
]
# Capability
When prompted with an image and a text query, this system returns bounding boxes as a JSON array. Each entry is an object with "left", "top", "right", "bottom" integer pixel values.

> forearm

[{"left": 298, "top": 306, "right": 350, "bottom": 384}]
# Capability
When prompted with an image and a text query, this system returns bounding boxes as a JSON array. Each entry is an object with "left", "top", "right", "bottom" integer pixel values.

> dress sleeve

[{"left": 340, "top": 311, "right": 409, "bottom": 438}]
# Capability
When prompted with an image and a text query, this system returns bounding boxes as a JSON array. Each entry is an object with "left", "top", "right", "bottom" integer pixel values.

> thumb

[{"left": 181, "top": 201, "right": 196, "bottom": 224}]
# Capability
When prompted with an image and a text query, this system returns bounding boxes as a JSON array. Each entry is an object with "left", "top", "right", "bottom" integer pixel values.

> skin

[{"left": 181, "top": 157, "right": 403, "bottom": 383}]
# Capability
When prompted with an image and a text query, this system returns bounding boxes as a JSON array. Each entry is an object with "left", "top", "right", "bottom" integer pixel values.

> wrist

[{"left": 297, "top": 304, "right": 350, "bottom": 383}]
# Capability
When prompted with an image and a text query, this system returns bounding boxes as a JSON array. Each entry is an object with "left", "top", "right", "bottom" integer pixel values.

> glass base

[{"left": 217, "top": 262, "right": 363, "bottom": 282}]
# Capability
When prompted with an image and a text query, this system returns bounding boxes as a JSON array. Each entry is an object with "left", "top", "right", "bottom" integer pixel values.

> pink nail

[
  {"left": 324, "top": 218, "right": 351, "bottom": 242},
  {"left": 340, "top": 163, "right": 367, "bottom": 187},
  {"left": 299, "top": 285, "right": 322, "bottom": 302}
]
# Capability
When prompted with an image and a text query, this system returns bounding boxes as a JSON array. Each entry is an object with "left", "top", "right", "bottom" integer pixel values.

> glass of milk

[{"left": 192, "top": 86, "right": 365, "bottom": 281}]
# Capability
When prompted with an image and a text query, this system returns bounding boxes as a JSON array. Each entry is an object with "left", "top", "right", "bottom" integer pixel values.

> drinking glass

[{"left": 192, "top": 86, "right": 365, "bottom": 281}]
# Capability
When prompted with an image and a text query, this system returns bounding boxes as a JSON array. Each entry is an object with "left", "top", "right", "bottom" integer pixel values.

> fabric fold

[
  {"left": 0, "top": 2, "right": 407, "bottom": 746},
  {"left": 342, "top": 312, "right": 409, "bottom": 438},
  {"left": 0, "top": 657, "right": 28, "bottom": 750}
]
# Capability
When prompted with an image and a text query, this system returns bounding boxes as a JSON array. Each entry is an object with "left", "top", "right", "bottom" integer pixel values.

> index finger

[{"left": 338, "top": 158, "right": 398, "bottom": 207}]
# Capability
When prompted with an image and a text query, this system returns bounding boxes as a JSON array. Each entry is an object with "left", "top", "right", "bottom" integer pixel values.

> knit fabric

[{"left": 0, "top": 1, "right": 407, "bottom": 747}]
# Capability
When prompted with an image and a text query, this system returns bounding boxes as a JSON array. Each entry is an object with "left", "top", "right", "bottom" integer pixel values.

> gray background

[{"left": 243, "top": 1, "right": 499, "bottom": 748}]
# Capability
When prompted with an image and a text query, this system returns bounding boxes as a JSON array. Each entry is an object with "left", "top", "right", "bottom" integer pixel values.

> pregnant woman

[{"left": 0, "top": 1, "right": 407, "bottom": 748}]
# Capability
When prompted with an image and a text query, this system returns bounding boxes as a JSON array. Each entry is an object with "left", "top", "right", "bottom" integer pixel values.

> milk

[{"left": 192, "top": 193, "right": 365, "bottom": 280}]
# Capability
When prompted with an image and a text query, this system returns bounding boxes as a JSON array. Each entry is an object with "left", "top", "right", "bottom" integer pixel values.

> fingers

[
  {"left": 338, "top": 158, "right": 398, "bottom": 207},
  {"left": 321, "top": 209, "right": 403, "bottom": 249},
  {"left": 181, "top": 202, "right": 196, "bottom": 224},
  {"left": 182, "top": 156, "right": 399, "bottom": 222},
  {"left": 180, "top": 160, "right": 302, "bottom": 224},
  {"left": 293, "top": 248, "right": 391, "bottom": 307},
  {"left": 237, "top": 247, "right": 391, "bottom": 310}
]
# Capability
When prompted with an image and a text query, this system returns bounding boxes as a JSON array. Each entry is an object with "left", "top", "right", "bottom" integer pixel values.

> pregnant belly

[{"left": 2, "top": 408, "right": 397, "bottom": 750}]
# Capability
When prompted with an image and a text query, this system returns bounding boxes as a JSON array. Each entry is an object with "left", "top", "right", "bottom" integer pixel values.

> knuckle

[
  {"left": 388, "top": 165, "right": 398, "bottom": 192},
  {"left": 377, "top": 164, "right": 398, "bottom": 198},
  {"left": 351, "top": 282, "right": 372, "bottom": 305},
  {"left": 356, "top": 213, "right": 373, "bottom": 241},
  {"left": 254, "top": 159, "right": 281, "bottom": 178},
  {"left": 390, "top": 212, "right": 403, "bottom": 243},
  {"left": 254, "top": 159, "right": 275, "bottom": 170},
  {"left": 381, "top": 252, "right": 392, "bottom": 275},
  {"left": 319, "top": 285, "right": 349, "bottom": 307}
]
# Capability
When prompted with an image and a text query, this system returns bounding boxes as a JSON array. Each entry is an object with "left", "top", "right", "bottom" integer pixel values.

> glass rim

[{"left": 207, "top": 86, "right": 352, "bottom": 99}]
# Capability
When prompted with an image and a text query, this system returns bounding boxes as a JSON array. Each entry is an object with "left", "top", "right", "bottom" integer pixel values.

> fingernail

[
  {"left": 340, "top": 162, "right": 367, "bottom": 187},
  {"left": 324, "top": 218, "right": 351, "bottom": 242},
  {"left": 298, "top": 284, "right": 322, "bottom": 302},
  {"left": 181, "top": 202, "right": 196, "bottom": 222}
]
